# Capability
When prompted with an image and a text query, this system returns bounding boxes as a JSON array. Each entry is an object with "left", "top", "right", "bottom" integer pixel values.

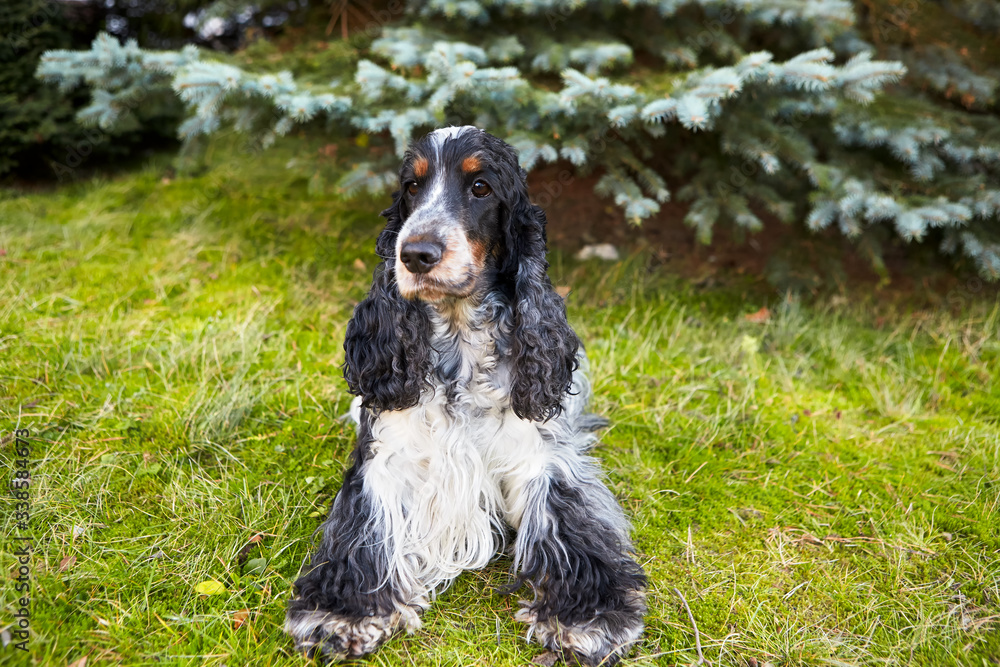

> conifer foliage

[
  {"left": 37, "top": 0, "right": 1000, "bottom": 278},
  {"left": 1, "top": 0, "right": 93, "bottom": 177}
]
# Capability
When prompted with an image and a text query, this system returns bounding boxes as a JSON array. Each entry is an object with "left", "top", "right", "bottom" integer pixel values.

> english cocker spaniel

[{"left": 285, "top": 126, "right": 646, "bottom": 665}]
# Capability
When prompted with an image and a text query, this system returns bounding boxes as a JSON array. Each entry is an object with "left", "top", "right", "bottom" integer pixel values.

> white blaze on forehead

[{"left": 428, "top": 125, "right": 479, "bottom": 148}]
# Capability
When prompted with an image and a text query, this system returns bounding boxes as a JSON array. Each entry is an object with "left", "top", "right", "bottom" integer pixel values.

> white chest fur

[
  {"left": 347, "top": 298, "right": 597, "bottom": 606},
  {"left": 369, "top": 412, "right": 550, "bottom": 590},
  {"left": 353, "top": 300, "right": 561, "bottom": 600}
]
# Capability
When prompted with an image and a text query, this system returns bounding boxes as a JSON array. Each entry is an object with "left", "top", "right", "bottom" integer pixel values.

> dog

[{"left": 285, "top": 126, "right": 646, "bottom": 665}]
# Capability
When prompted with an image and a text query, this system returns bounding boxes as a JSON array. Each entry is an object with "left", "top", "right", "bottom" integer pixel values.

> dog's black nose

[{"left": 400, "top": 240, "right": 444, "bottom": 274}]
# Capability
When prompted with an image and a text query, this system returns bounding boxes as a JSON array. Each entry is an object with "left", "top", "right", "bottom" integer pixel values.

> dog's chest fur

[{"left": 360, "top": 297, "right": 555, "bottom": 596}]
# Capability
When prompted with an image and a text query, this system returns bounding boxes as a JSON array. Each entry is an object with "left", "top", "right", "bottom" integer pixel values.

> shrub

[
  {"left": 36, "top": 0, "right": 1000, "bottom": 277},
  {"left": 1, "top": 0, "right": 189, "bottom": 180}
]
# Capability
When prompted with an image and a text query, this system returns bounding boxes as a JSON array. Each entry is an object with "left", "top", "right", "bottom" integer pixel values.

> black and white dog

[{"left": 285, "top": 127, "right": 646, "bottom": 665}]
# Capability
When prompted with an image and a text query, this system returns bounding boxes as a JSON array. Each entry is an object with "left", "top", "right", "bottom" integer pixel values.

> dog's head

[
  {"left": 345, "top": 127, "right": 579, "bottom": 421},
  {"left": 384, "top": 126, "right": 521, "bottom": 301}
]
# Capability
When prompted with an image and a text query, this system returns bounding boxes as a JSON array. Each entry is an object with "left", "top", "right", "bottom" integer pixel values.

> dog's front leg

[
  {"left": 285, "top": 422, "right": 422, "bottom": 661},
  {"left": 511, "top": 458, "right": 647, "bottom": 666}
]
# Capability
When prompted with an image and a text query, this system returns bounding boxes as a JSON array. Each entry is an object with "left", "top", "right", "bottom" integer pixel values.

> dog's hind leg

[
  {"left": 508, "top": 453, "right": 647, "bottom": 666},
  {"left": 285, "top": 415, "right": 424, "bottom": 662}
]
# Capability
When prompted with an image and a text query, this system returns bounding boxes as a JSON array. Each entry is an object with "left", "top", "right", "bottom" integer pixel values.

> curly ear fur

[
  {"left": 343, "top": 192, "right": 432, "bottom": 412},
  {"left": 501, "top": 173, "right": 580, "bottom": 422}
]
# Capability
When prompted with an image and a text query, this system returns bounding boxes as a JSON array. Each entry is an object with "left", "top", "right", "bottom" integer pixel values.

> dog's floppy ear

[
  {"left": 343, "top": 191, "right": 432, "bottom": 412},
  {"left": 501, "top": 171, "right": 580, "bottom": 422}
]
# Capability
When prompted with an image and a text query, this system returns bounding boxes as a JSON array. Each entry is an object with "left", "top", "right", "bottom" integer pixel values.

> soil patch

[{"left": 529, "top": 161, "right": 997, "bottom": 306}]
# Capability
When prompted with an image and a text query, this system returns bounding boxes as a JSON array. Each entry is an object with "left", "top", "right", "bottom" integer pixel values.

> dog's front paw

[
  {"left": 515, "top": 590, "right": 646, "bottom": 666},
  {"left": 285, "top": 604, "right": 420, "bottom": 661}
]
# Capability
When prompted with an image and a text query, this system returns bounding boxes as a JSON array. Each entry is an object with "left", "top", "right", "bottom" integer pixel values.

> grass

[{"left": 1, "top": 131, "right": 998, "bottom": 667}]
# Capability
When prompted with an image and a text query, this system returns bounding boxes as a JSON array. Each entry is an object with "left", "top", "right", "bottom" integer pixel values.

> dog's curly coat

[{"left": 285, "top": 127, "right": 646, "bottom": 665}]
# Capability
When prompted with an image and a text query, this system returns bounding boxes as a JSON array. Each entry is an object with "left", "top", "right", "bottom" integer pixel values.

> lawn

[{"left": 1, "top": 131, "right": 998, "bottom": 667}]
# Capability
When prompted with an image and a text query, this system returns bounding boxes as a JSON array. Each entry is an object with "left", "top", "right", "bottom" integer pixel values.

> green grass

[{"left": 1, "top": 132, "right": 998, "bottom": 667}]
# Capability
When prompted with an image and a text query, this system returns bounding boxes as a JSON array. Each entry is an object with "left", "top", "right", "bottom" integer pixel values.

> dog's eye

[
  {"left": 406, "top": 181, "right": 418, "bottom": 196},
  {"left": 471, "top": 180, "right": 492, "bottom": 198}
]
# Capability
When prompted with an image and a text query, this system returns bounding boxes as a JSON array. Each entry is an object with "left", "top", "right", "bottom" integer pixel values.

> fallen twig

[{"left": 674, "top": 587, "right": 705, "bottom": 665}]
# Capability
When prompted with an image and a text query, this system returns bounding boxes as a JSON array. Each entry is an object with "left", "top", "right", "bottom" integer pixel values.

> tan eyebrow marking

[
  {"left": 413, "top": 156, "right": 429, "bottom": 178},
  {"left": 462, "top": 155, "right": 481, "bottom": 174}
]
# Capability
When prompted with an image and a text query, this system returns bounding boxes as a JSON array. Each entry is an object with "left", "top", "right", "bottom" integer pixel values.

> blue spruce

[{"left": 36, "top": 0, "right": 1000, "bottom": 279}]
